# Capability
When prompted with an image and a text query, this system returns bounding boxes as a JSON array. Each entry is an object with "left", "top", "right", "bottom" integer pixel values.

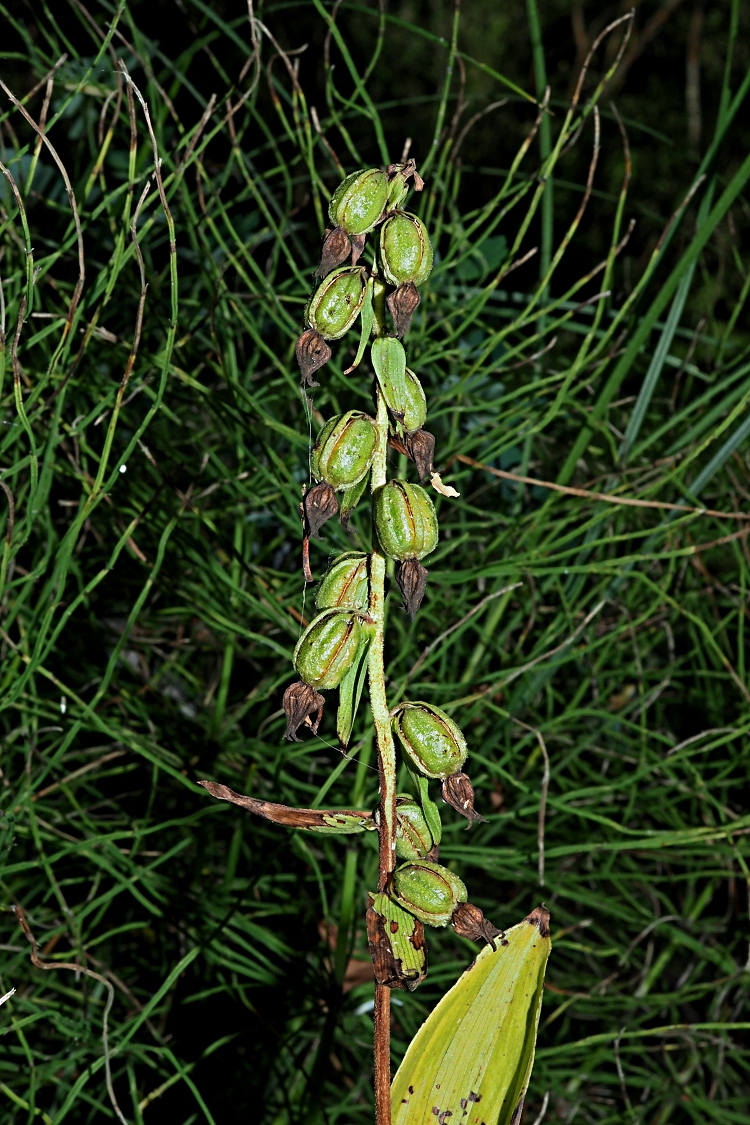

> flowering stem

[{"left": 369, "top": 300, "right": 396, "bottom": 1124}]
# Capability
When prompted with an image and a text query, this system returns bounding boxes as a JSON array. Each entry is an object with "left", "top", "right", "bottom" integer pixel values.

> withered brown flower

[
  {"left": 304, "top": 481, "right": 339, "bottom": 538},
  {"left": 386, "top": 281, "right": 420, "bottom": 337},
  {"left": 282, "top": 680, "right": 325, "bottom": 741},
  {"left": 403, "top": 428, "right": 435, "bottom": 481},
  {"left": 442, "top": 770, "right": 487, "bottom": 825},
  {"left": 451, "top": 901, "right": 503, "bottom": 948},
  {"left": 397, "top": 557, "right": 428, "bottom": 618},
  {"left": 296, "top": 328, "right": 332, "bottom": 386}
]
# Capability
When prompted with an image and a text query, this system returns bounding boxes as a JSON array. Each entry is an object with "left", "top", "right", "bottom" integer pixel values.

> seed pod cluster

[
  {"left": 284, "top": 160, "right": 498, "bottom": 973},
  {"left": 205, "top": 155, "right": 511, "bottom": 1022}
]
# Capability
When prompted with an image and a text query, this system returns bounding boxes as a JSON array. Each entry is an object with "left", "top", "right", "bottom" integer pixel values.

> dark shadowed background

[{"left": 1, "top": 2, "right": 750, "bottom": 1123}]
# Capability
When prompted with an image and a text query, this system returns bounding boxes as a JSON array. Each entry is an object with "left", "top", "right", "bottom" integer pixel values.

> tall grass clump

[{"left": 1, "top": 2, "right": 750, "bottom": 1124}]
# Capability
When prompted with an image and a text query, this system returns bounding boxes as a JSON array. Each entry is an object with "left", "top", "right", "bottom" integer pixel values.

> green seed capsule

[
  {"left": 395, "top": 795, "right": 436, "bottom": 861},
  {"left": 402, "top": 369, "right": 427, "bottom": 432},
  {"left": 315, "top": 552, "right": 370, "bottom": 612},
  {"left": 393, "top": 860, "right": 467, "bottom": 927},
  {"left": 294, "top": 608, "right": 363, "bottom": 690},
  {"left": 311, "top": 411, "right": 378, "bottom": 491},
  {"left": 372, "top": 480, "right": 438, "bottom": 561},
  {"left": 329, "top": 168, "right": 389, "bottom": 236},
  {"left": 379, "top": 211, "right": 433, "bottom": 287},
  {"left": 306, "top": 266, "right": 368, "bottom": 340},
  {"left": 370, "top": 339, "right": 427, "bottom": 432},
  {"left": 393, "top": 702, "right": 468, "bottom": 779}
]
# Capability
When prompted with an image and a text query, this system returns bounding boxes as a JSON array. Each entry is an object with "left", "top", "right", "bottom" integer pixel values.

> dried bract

[
  {"left": 296, "top": 328, "right": 331, "bottom": 386},
  {"left": 283, "top": 681, "right": 325, "bottom": 741},
  {"left": 403, "top": 428, "right": 435, "bottom": 481},
  {"left": 442, "top": 770, "right": 487, "bottom": 826},
  {"left": 397, "top": 557, "right": 428, "bottom": 618},
  {"left": 350, "top": 232, "right": 366, "bottom": 266},
  {"left": 387, "top": 281, "right": 420, "bottom": 337},
  {"left": 304, "top": 481, "right": 339, "bottom": 538},
  {"left": 316, "top": 227, "right": 352, "bottom": 278}
]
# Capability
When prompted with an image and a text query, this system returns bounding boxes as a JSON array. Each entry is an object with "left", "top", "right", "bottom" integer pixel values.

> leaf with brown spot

[
  {"left": 366, "top": 892, "right": 427, "bottom": 991},
  {"left": 391, "top": 907, "right": 551, "bottom": 1125}
]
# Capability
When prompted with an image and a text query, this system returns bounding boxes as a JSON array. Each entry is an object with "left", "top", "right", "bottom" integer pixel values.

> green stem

[
  {"left": 369, "top": 304, "right": 396, "bottom": 1125},
  {"left": 369, "top": 391, "right": 397, "bottom": 892}
]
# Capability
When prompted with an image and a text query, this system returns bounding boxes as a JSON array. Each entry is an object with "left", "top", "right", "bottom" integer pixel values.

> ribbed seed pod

[
  {"left": 315, "top": 553, "right": 370, "bottom": 612},
  {"left": 393, "top": 701, "right": 468, "bottom": 779},
  {"left": 395, "top": 795, "right": 436, "bottom": 862},
  {"left": 372, "top": 480, "right": 438, "bottom": 561},
  {"left": 293, "top": 609, "right": 363, "bottom": 690},
  {"left": 370, "top": 337, "right": 427, "bottom": 432},
  {"left": 400, "top": 369, "right": 427, "bottom": 432},
  {"left": 392, "top": 860, "right": 467, "bottom": 927},
  {"left": 311, "top": 411, "right": 378, "bottom": 491},
  {"left": 329, "top": 168, "right": 389, "bottom": 236},
  {"left": 379, "top": 211, "right": 433, "bottom": 286},
  {"left": 306, "top": 266, "right": 368, "bottom": 340}
]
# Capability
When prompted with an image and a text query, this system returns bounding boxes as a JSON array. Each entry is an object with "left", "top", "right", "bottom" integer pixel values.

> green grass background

[{"left": 1, "top": 1, "right": 750, "bottom": 1122}]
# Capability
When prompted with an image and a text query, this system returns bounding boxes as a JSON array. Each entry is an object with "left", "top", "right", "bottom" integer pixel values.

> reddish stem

[{"left": 374, "top": 982, "right": 392, "bottom": 1125}]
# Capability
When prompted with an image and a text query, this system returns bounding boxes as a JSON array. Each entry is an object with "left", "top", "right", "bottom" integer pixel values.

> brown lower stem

[{"left": 373, "top": 982, "right": 392, "bottom": 1125}]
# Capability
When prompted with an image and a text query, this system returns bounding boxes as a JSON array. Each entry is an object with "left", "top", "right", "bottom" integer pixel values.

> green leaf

[
  {"left": 337, "top": 631, "right": 372, "bottom": 747},
  {"left": 344, "top": 276, "right": 375, "bottom": 373},
  {"left": 410, "top": 770, "right": 442, "bottom": 846},
  {"left": 339, "top": 472, "right": 370, "bottom": 526},
  {"left": 392, "top": 907, "right": 551, "bottom": 1125}
]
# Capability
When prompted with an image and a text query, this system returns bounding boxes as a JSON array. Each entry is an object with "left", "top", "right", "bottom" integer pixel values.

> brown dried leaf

[{"left": 199, "top": 778, "right": 374, "bottom": 831}]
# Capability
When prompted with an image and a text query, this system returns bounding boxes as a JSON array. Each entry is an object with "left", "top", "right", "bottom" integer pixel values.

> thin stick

[
  {"left": 0, "top": 77, "right": 86, "bottom": 335},
  {"left": 405, "top": 583, "right": 523, "bottom": 684},
  {"left": 13, "top": 905, "right": 129, "bottom": 1125},
  {"left": 454, "top": 454, "right": 750, "bottom": 521},
  {"left": 512, "top": 717, "right": 550, "bottom": 886}
]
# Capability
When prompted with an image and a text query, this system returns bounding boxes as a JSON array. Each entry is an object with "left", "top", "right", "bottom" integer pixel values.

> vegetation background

[{"left": 1, "top": 1, "right": 750, "bottom": 1123}]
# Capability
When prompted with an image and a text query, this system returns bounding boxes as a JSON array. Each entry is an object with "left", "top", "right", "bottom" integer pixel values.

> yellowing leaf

[{"left": 392, "top": 906, "right": 551, "bottom": 1125}]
